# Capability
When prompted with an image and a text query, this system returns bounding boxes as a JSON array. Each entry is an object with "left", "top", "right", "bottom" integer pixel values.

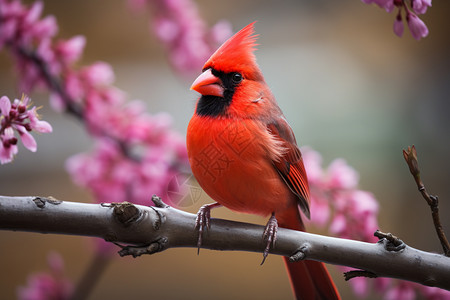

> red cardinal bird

[{"left": 187, "top": 22, "right": 340, "bottom": 300}]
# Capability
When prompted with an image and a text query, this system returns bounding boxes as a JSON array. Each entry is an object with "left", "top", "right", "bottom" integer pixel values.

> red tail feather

[
  {"left": 279, "top": 210, "right": 340, "bottom": 300},
  {"left": 283, "top": 258, "right": 340, "bottom": 300}
]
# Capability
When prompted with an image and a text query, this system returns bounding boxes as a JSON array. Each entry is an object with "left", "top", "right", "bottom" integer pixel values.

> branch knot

[
  {"left": 112, "top": 202, "right": 141, "bottom": 227},
  {"left": 375, "top": 230, "right": 406, "bottom": 252},
  {"left": 289, "top": 245, "right": 309, "bottom": 262},
  {"left": 116, "top": 237, "right": 169, "bottom": 258},
  {"left": 32, "top": 196, "right": 62, "bottom": 208}
]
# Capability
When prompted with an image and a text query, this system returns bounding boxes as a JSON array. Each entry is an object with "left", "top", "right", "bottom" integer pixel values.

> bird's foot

[
  {"left": 195, "top": 202, "right": 221, "bottom": 254},
  {"left": 261, "top": 213, "right": 278, "bottom": 265}
]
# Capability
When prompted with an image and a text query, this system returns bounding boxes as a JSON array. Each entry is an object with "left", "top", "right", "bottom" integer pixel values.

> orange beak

[{"left": 190, "top": 69, "right": 224, "bottom": 97}]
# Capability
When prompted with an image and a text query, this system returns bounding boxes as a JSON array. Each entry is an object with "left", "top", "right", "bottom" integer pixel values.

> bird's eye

[{"left": 231, "top": 72, "right": 243, "bottom": 84}]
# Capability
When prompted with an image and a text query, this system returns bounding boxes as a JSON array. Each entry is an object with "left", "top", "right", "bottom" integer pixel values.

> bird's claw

[
  {"left": 195, "top": 203, "right": 221, "bottom": 254},
  {"left": 261, "top": 213, "right": 278, "bottom": 265},
  {"left": 195, "top": 204, "right": 212, "bottom": 252}
]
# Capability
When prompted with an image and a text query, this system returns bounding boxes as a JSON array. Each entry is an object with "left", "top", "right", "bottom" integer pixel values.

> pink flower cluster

[
  {"left": 66, "top": 121, "right": 187, "bottom": 206},
  {"left": 302, "top": 147, "right": 383, "bottom": 296},
  {"left": 302, "top": 147, "right": 379, "bottom": 242},
  {"left": 384, "top": 281, "right": 450, "bottom": 300},
  {"left": 128, "top": 0, "right": 232, "bottom": 76},
  {"left": 0, "top": 0, "right": 83, "bottom": 92},
  {"left": 362, "top": 0, "right": 431, "bottom": 40},
  {"left": 59, "top": 59, "right": 189, "bottom": 206},
  {"left": 0, "top": 95, "right": 52, "bottom": 164},
  {"left": 17, "top": 252, "right": 72, "bottom": 300},
  {"left": 302, "top": 147, "right": 450, "bottom": 299},
  {"left": 0, "top": 0, "right": 189, "bottom": 206}
]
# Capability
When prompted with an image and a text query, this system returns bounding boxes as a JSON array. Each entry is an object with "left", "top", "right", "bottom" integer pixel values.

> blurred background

[{"left": 1, "top": 0, "right": 450, "bottom": 299}]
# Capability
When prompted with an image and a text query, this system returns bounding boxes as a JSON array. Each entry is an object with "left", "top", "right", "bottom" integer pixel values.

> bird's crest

[{"left": 203, "top": 22, "right": 261, "bottom": 79}]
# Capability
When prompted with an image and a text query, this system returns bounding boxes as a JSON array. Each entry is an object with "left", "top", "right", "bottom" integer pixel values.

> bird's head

[{"left": 191, "top": 22, "right": 274, "bottom": 119}]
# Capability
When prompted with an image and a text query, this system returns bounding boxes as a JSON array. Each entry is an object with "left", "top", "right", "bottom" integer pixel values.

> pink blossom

[
  {"left": 0, "top": 1, "right": 58, "bottom": 90},
  {"left": 362, "top": 0, "right": 431, "bottom": 39},
  {"left": 352, "top": 190, "right": 379, "bottom": 216},
  {"left": 301, "top": 147, "right": 379, "bottom": 241},
  {"left": 328, "top": 190, "right": 379, "bottom": 241},
  {"left": 27, "top": 108, "right": 52, "bottom": 133},
  {"left": 393, "top": 12, "right": 404, "bottom": 37},
  {"left": 48, "top": 92, "right": 65, "bottom": 112},
  {"left": 17, "top": 125, "right": 37, "bottom": 152},
  {"left": 301, "top": 146, "right": 323, "bottom": 184},
  {"left": 305, "top": 156, "right": 439, "bottom": 300},
  {"left": 29, "top": 15, "right": 58, "bottom": 41},
  {"left": 351, "top": 191, "right": 379, "bottom": 239},
  {"left": 0, "top": 95, "right": 52, "bottom": 163},
  {"left": 154, "top": 18, "right": 179, "bottom": 43},
  {"left": 36, "top": 37, "right": 55, "bottom": 69},
  {"left": 2, "top": 0, "right": 187, "bottom": 269},
  {"left": 0, "top": 95, "right": 11, "bottom": 115},
  {"left": 308, "top": 195, "right": 330, "bottom": 226},
  {"left": 54, "top": 35, "right": 86, "bottom": 64},
  {"left": 329, "top": 213, "right": 347, "bottom": 236},
  {"left": 374, "top": 277, "right": 391, "bottom": 294},
  {"left": 0, "top": 18, "right": 18, "bottom": 49},
  {"left": 1, "top": 1, "right": 190, "bottom": 202},
  {"left": 407, "top": 12, "right": 429, "bottom": 40},
  {"left": 385, "top": 282, "right": 416, "bottom": 300},
  {"left": 350, "top": 276, "right": 370, "bottom": 297},
  {"left": 325, "top": 158, "right": 359, "bottom": 189},
  {"left": 343, "top": 266, "right": 371, "bottom": 297},
  {"left": 134, "top": 0, "right": 232, "bottom": 76},
  {"left": 421, "top": 285, "right": 450, "bottom": 299},
  {"left": 209, "top": 20, "right": 233, "bottom": 45},
  {"left": 80, "top": 62, "right": 115, "bottom": 86},
  {"left": 23, "top": 1, "right": 43, "bottom": 25},
  {"left": 64, "top": 71, "right": 85, "bottom": 102},
  {"left": 16, "top": 58, "right": 46, "bottom": 93},
  {"left": 66, "top": 129, "right": 186, "bottom": 207},
  {"left": 413, "top": 0, "right": 432, "bottom": 14},
  {"left": 17, "top": 252, "right": 72, "bottom": 300},
  {"left": 64, "top": 70, "right": 88, "bottom": 106},
  {"left": 0, "top": 127, "right": 18, "bottom": 164},
  {"left": 301, "top": 147, "right": 392, "bottom": 296},
  {"left": 0, "top": 0, "right": 57, "bottom": 89}
]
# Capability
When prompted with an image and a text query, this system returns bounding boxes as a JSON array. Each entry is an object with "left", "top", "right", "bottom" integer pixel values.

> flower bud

[{"left": 403, "top": 145, "right": 420, "bottom": 179}]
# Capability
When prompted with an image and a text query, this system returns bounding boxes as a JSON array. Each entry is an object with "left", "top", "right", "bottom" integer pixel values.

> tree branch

[{"left": 1, "top": 195, "right": 450, "bottom": 291}]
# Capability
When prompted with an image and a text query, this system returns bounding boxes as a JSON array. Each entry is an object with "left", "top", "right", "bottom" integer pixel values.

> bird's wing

[{"left": 267, "top": 117, "right": 310, "bottom": 218}]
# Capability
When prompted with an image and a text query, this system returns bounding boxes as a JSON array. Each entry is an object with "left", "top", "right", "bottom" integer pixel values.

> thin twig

[{"left": 403, "top": 146, "right": 450, "bottom": 256}]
